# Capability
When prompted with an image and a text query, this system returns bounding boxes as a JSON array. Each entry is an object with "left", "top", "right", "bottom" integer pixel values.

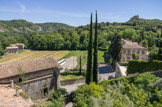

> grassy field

[
  {"left": 0, "top": 50, "right": 108, "bottom": 65},
  {"left": 60, "top": 75, "right": 83, "bottom": 81},
  {"left": 0, "top": 50, "right": 70, "bottom": 64}
]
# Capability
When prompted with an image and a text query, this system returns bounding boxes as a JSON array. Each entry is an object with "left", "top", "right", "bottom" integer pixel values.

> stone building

[
  {"left": 6, "top": 46, "right": 18, "bottom": 53},
  {"left": 12, "top": 43, "right": 25, "bottom": 51},
  {"left": 0, "top": 56, "right": 62, "bottom": 99},
  {"left": 6, "top": 43, "right": 25, "bottom": 54},
  {"left": 121, "top": 39, "right": 148, "bottom": 62}
]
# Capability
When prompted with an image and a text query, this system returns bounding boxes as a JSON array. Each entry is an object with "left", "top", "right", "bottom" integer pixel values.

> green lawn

[
  {"left": 98, "top": 50, "right": 109, "bottom": 63},
  {"left": 60, "top": 75, "right": 83, "bottom": 81},
  {"left": 62, "top": 50, "right": 88, "bottom": 69}
]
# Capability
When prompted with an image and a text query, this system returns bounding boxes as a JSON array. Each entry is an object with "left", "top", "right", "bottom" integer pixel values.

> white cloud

[{"left": 17, "top": 2, "right": 26, "bottom": 13}]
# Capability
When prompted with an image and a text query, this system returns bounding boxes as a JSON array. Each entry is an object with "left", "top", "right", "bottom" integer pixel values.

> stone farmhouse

[
  {"left": 6, "top": 43, "right": 25, "bottom": 54},
  {"left": 0, "top": 56, "right": 62, "bottom": 99},
  {"left": 121, "top": 39, "right": 148, "bottom": 62}
]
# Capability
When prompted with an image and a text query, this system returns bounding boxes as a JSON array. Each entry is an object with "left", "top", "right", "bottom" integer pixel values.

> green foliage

[
  {"left": 73, "top": 82, "right": 104, "bottom": 107},
  {"left": 0, "top": 46, "right": 5, "bottom": 56},
  {"left": 127, "top": 60, "right": 162, "bottom": 74},
  {"left": 48, "top": 88, "right": 67, "bottom": 107},
  {"left": 132, "top": 52, "right": 139, "bottom": 60},
  {"left": 108, "top": 33, "right": 122, "bottom": 63},
  {"left": 142, "top": 39, "right": 148, "bottom": 48},
  {"left": 149, "top": 48, "right": 159, "bottom": 60},
  {"left": 86, "top": 13, "right": 93, "bottom": 84},
  {"left": 134, "top": 73, "right": 159, "bottom": 90},
  {"left": 19, "top": 92, "right": 29, "bottom": 99},
  {"left": 158, "top": 39, "right": 162, "bottom": 60},
  {"left": 73, "top": 73, "right": 162, "bottom": 107},
  {"left": 120, "top": 62, "right": 128, "bottom": 66},
  {"left": 79, "top": 56, "right": 82, "bottom": 74},
  {"left": 93, "top": 11, "right": 98, "bottom": 84}
]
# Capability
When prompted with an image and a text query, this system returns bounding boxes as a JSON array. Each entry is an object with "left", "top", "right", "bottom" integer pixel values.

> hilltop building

[
  {"left": 0, "top": 56, "right": 62, "bottom": 99},
  {"left": 121, "top": 39, "right": 148, "bottom": 62}
]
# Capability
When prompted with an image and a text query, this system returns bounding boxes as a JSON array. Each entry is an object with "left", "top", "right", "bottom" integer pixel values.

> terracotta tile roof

[
  {"left": 0, "top": 56, "right": 63, "bottom": 79},
  {"left": 122, "top": 39, "right": 146, "bottom": 49}
]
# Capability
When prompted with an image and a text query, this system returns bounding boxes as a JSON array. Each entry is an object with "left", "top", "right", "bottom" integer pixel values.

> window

[
  {"left": 123, "top": 57, "right": 125, "bottom": 62},
  {"left": 133, "top": 50, "right": 135, "bottom": 53},
  {"left": 128, "top": 49, "right": 130, "bottom": 54},
  {"left": 137, "top": 50, "right": 140, "bottom": 54},
  {"left": 123, "top": 50, "right": 126, "bottom": 54},
  {"left": 142, "top": 50, "right": 145, "bottom": 55}
]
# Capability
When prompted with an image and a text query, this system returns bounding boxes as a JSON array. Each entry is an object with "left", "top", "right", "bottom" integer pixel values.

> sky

[{"left": 0, "top": 0, "right": 161, "bottom": 26}]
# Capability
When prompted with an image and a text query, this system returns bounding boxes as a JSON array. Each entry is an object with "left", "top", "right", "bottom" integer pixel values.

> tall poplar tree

[
  {"left": 79, "top": 56, "right": 82, "bottom": 74},
  {"left": 86, "top": 13, "right": 93, "bottom": 84},
  {"left": 108, "top": 33, "right": 122, "bottom": 68},
  {"left": 93, "top": 11, "right": 98, "bottom": 83},
  {"left": 158, "top": 31, "right": 162, "bottom": 60}
]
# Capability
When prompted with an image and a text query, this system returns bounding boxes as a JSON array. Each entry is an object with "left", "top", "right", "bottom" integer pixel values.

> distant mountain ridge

[
  {"left": 0, "top": 19, "right": 74, "bottom": 32},
  {"left": 126, "top": 15, "right": 162, "bottom": 25}
]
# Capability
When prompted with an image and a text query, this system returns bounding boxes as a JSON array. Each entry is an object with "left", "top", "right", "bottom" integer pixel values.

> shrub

[
  {"left": 73, "top": 73, "right": 162, "bottom": 107},
  {"left": 120, "top": 62, "right": 128, "bottom": 66},
  {"left": 19, "top": 92, "right": 29, "bottom": 99},
  {"left": 127, "top": 60, "right": 162, "bottom": 74},
  {"left": 133, "top": 73, "right": 159, "bottom": 90},
  {"left": 48, "top": 88, "right": 67, "bottom": 107},
  {"left": 73, "top": 83, "right": 104, "bottom": 107}
]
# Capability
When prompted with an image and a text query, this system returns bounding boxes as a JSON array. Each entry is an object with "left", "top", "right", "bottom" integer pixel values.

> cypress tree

[
  {"left": 93, "top": 11, "right": 98, "bottom": 83},
  {"left": 141, "top": 29, "right": 145, "bottom": 40},
  {"left": 86, "top": 13, "right": 93, "bottom": 84},
  {"left": 158, "top": 39, "right": 162, "bottom": 60},
  {"left": 79, "top": 56, "right": 82, "bottom": 74},
  {"left": 158, "top": 31, "right": 162, "bottom": 60}
]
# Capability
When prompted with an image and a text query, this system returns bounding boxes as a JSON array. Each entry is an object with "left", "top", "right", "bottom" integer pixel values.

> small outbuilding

[{"left": 0, "top": 56, "right": 62, "bottom": 99}]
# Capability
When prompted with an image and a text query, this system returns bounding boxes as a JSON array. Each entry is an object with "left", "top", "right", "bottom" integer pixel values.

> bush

[
  {"left": 73, "top": 83, "right": 104, "bottom": 107},
  {"left": 48, "top": 88, "right": 67, "bottom": 107},
  {"left": 82, "top": 70, "right": 87, "bottom": 77},
  {"left": 133, "top": 73, "right": 159, "bottom": 90},
  {"left": 98, "top": 47, "right": 107, "bottom": 51},
  {"left": 127, "top": 60, "right": 162, "bottom": 74},
  {"left": 120, "top": 62, "right": 128, "bottom": 66},
  {"left": 73, "top": 73, "right": 159, "bottom": 107},
  {"left": 19, "top": 92, "right": 29, "bottom": 99}
]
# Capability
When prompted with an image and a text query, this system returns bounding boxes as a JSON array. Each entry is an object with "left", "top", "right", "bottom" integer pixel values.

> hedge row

[{"left": 127, "top": 60, "right": 162, "bottom": 74}]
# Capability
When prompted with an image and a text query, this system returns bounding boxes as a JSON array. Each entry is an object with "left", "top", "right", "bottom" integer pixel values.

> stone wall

[
  {"left": 22, "top": 71, "right": 59, "bottom": 100},
  {"left": 122, "top": 49, "right": 147, "bottom": 62},
  {"left": 0, "top": 68, "right": 58, "bottom": 83},
  {"left": 115, "top": 63, "right": 127, "bottom": 78}
]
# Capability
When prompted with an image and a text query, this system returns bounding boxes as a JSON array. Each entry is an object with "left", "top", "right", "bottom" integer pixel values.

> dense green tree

[
  {"left": 141, "top": 29, "right": 145, "bottom": 40},
  {"left": 149, "top": 48, "right": 158, "bottom": 60},
  {"left": 141, "top": 39, "right": 148, "bottom": 48},
  {"left": 79, "top": 56, "right": 82, "bottom": 74},
  {"left": 119, "top": 28, "right": 138, "bottom": 41},
  {"left": 0, "top": 46, "right": 5, "bottom": 56},
  {"left": 132, "top": 52, "right": 139, "bottom": 60},
  {"left": 93, "top": 11, "right": 98, "bottom": 83},
  {"left": 86, "top": 13, "right": 93, "bottom": 84},
  {"left": 158, "top": 39, "right": 162, "bottom": 60},
  {"left": 108, "top": 33, "right": 122, "bottom": 65}
]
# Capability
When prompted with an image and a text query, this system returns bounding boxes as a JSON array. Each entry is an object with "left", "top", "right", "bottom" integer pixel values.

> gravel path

[
  {"left": 0, "top": 85, "right": 34, "bottom": 107},
  {"left": 61, "top": 83, "right": 84, "bottom": 94},
  {"left": 60, "top": 56, "right": 77, "bottom": 72}
]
